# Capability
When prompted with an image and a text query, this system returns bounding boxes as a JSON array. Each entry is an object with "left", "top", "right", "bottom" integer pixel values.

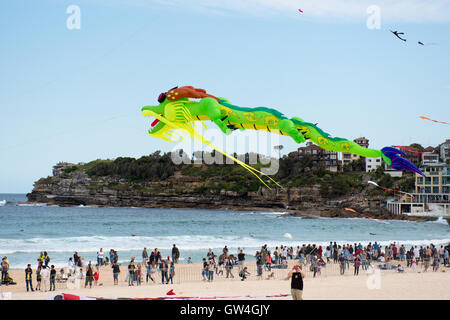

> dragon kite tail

[
  {"left": 381, "top": 147, "right": 425, "bottom": 176},
  {"left": 291, "top": 120, "right": 425, "bottom": 177}
]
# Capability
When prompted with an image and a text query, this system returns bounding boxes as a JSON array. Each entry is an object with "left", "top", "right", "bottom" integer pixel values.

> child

[
  {"left": 239, "top": 267, "right": 250, "bottom": 281},
  {"left": 136, "top": 264, "right": 142, "bottom": 286},
  {"left": 93, "top": 267, "right": 99, "bottom": 286},
  {"left": 412, "top": 256, "right": 416, "bottom": 272}
]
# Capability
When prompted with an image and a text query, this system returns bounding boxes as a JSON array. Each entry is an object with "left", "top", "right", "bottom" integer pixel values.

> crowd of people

[
  {"left": 2, "top": 241, "right": 449, "bottom": 294},
  {"left": 197, "top": 242, "right": 450, "bottom": 282}
]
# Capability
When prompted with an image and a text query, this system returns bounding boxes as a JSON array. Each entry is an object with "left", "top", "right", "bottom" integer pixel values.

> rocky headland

[{"left": 26, "top": 159, "right": 438, "bottom": 223}]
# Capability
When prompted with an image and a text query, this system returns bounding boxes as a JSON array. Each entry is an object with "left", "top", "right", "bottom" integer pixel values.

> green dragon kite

[{"left": 141, "top": 86, "right": 423, "bottom": 188}]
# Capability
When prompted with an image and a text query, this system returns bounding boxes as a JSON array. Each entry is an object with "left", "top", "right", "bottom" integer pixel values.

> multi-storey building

[
  {"left": 440, "top": 139, "right": 450, "bottom": 163},
  {"left": 366, "top": 157, "right": 383, "bottom": 172},
  {"left": 415, "top": 163, "right": 450, "bottom": 195},
  {"left": 298, "top": 142, "right": 339, "bottom": 172},
  {"left": 341, "top": 137, "right": 369, "bottom": 166}
]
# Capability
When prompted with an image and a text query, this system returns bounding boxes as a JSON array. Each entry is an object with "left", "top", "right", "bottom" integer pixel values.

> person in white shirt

[
  {"left": 414, "top": 246, "right": 420, "bottom": 266},
  {"left": 40, "top": 266, "right": 50, "bottom": 292},
  {"left": 68, "top": 257, "right": 75, "bottom": 275},
  {"left": 97, "top": 249, "right": 104, "bottom": 266}
]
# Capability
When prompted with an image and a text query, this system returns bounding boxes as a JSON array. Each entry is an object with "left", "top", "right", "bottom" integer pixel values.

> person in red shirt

[{"left": 93, "top": 267, "right": 99, "bottom": 286}]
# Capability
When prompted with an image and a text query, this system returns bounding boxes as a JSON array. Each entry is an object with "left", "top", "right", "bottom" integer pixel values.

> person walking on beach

[
  {"left": 208, "top": 258, "right": 215, "bottom": 282},
  {"left": 432, "top": 254, "right": 439, "bottom": 272},
  {"left": 40, "top": 266, "right": 50, "bottom": 292},
  {"left": 172, "top": 244, "right": 180, "bottom": 264},
  {"left": 339, "top": 253, "right": 345, "bottom": 275},
  {"left": 37, "top": 252, "right": 44, "bottom": 268},
  {"left": 444, "top": 248, "right": 449, "bottom": 267},
  {"left": 167, "top": 262, "right": 175, "bottom": 284},
  {"left": 160, "top": 260, "right": 169, "bottom": 284},
  {"left": 68, "top": 257, "right": 75, "bottom": 275},
  {"left": 93, "top": 267, "right": 99, "bottom": 286},
  {"left": 50, "top": 265, "right": 56, "bottom": 291},
  {"left": 354, "top": 255, "right": 361, "bottom": 276},
  {"left": 285, "top": 264, "right": 305, "bottom": 300},
  {"left": 112, "top": 261, "right": 120, "bottom": 285},
  {"left": 256, "top": 251, "right": 263, "bottom": 280},
  {"left": 142, "top": 248, "right": 148, "bottom": 266},
  {"left": 35, "top": 266, "right": 42, "bottom": 291},
  {"left": 85, "top": 263, "right": 94, "bottom": 288},
  {"left": 73, "top": 252, "right": 80, "bottom": 268},
  {"left": 136, "top": 264, "right": 142, "bottom": 285},
  {"left": 225, "top": 257, "right": 234, "bottom": 279},
  {"left": 411, "top": 255, "right": 417, "bottom": 272},
  {"left": 25, "top": 264, "right": 34, "bottom": 292},
  {"left": 238, "top": 249, "right": 245, "bottom": 272},
  {"left": 146, "top": 260, "right": 155, "bottom": 283},
  {"left": 128, "top": 259, "right": 136, "bottom": 286},
  {"left": 423, "top": 247, "right": 431, "bottom": 272},
  {"left": 43, "top": 251, "right": 50, "bottom": 268},
  {"left": 154, "top": 248, "right": 161, "bottom": 265},
  {"left": 1, "top": 257, "right": 9, "bottom": 283},
  {"left": 109, "top": 250, "right": 115, "bottom": 266},
  {"left": 202, "top": 258, "right": 208, "bottom": 281},
  {"left": 266, "top": 252, "right": 272, "bottom": 271},
  {"left": 97, "top": 248, "right": 104, "bottom": 266}
]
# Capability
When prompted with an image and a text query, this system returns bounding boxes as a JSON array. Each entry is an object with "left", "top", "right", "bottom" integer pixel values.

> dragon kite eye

[{"left": 158, "top": 92, "right": 166, "bottom": 103}]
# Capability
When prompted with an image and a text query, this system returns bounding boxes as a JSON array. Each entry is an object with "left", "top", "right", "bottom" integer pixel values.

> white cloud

[{"left": 153, "top": 0, "right": 450, "bottom": 23}]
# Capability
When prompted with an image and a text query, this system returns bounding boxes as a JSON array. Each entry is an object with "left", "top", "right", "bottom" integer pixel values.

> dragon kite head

[{"left": 141, "top": 91, "right": 196, "bottom": 142}]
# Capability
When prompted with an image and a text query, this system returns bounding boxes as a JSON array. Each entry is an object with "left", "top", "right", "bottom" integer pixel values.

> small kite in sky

[
  {"left": 419, "top": 116, "right": 450, "bottom": 125},
  {"left": 298, "top": 9, "right": 303, "bottom": 13},
  {"left": 344, "top": 208, "right": 390, "bottom": 224},
  {"left": 418, "top": 41, "right": 424, "bottom": 46},
  {"left": 390, "top": 30, "right": 406, "bottom": 42}
]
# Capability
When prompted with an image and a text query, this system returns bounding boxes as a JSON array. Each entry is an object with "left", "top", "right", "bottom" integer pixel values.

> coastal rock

[{"left": 26, "top": 162, "right": 438, "bottom": 222}]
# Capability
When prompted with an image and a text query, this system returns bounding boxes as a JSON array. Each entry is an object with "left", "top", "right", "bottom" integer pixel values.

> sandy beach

[{"left": 2, "top": 260, "right": 449, "bottom": 300}]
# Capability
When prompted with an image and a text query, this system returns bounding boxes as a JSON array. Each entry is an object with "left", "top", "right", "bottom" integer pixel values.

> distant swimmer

[{"left": 390, "top": 30, "right": 406, "bottom": 42}]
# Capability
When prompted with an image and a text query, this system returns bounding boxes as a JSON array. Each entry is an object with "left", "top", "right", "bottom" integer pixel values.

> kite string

[{"left": 145, "top": 110, "right": 284, "bottom": 190}]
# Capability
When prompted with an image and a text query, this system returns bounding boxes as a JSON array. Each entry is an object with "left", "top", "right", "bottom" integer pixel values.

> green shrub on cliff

[{"left": 85, "top": 152, "right": 175, "bottom": 181}]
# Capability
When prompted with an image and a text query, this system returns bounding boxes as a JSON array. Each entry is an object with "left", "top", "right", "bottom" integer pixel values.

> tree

[{"left": 409, "top": 143, "right": 424, "bottom": 152}]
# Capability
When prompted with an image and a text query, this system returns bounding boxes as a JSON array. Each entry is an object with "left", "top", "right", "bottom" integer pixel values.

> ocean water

[{"left": 0, "top": 193, "right": 449, "bottom": 269}]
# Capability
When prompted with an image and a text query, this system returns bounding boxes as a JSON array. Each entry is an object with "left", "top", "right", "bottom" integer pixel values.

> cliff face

[{"left": 26, "top": 162, "right": 436, "bottom": 222}]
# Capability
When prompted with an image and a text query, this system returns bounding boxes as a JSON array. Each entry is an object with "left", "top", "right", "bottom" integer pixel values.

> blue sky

[{"left": 1, "top": 0, "right": 449, "bottom": 193}]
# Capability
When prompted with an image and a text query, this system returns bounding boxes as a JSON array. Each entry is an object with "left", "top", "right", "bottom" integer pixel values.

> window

[
  {"left": 376, "top": 159, "right": 380, "bottom": 162},
  {"left": 368, "top": 165, "right": 371, "bottom": 168},
  {"left": 417, "top": 177, "right": 423, "bottom": 184},
  {"left": 425, "top": 177, "right": 431, "bottom": 185},
  {"left": 432, "top": 177, "right": 439, "bottom": 185},
  {"left": 432, "top": 187, "right": 439, "bottom": 194}
]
